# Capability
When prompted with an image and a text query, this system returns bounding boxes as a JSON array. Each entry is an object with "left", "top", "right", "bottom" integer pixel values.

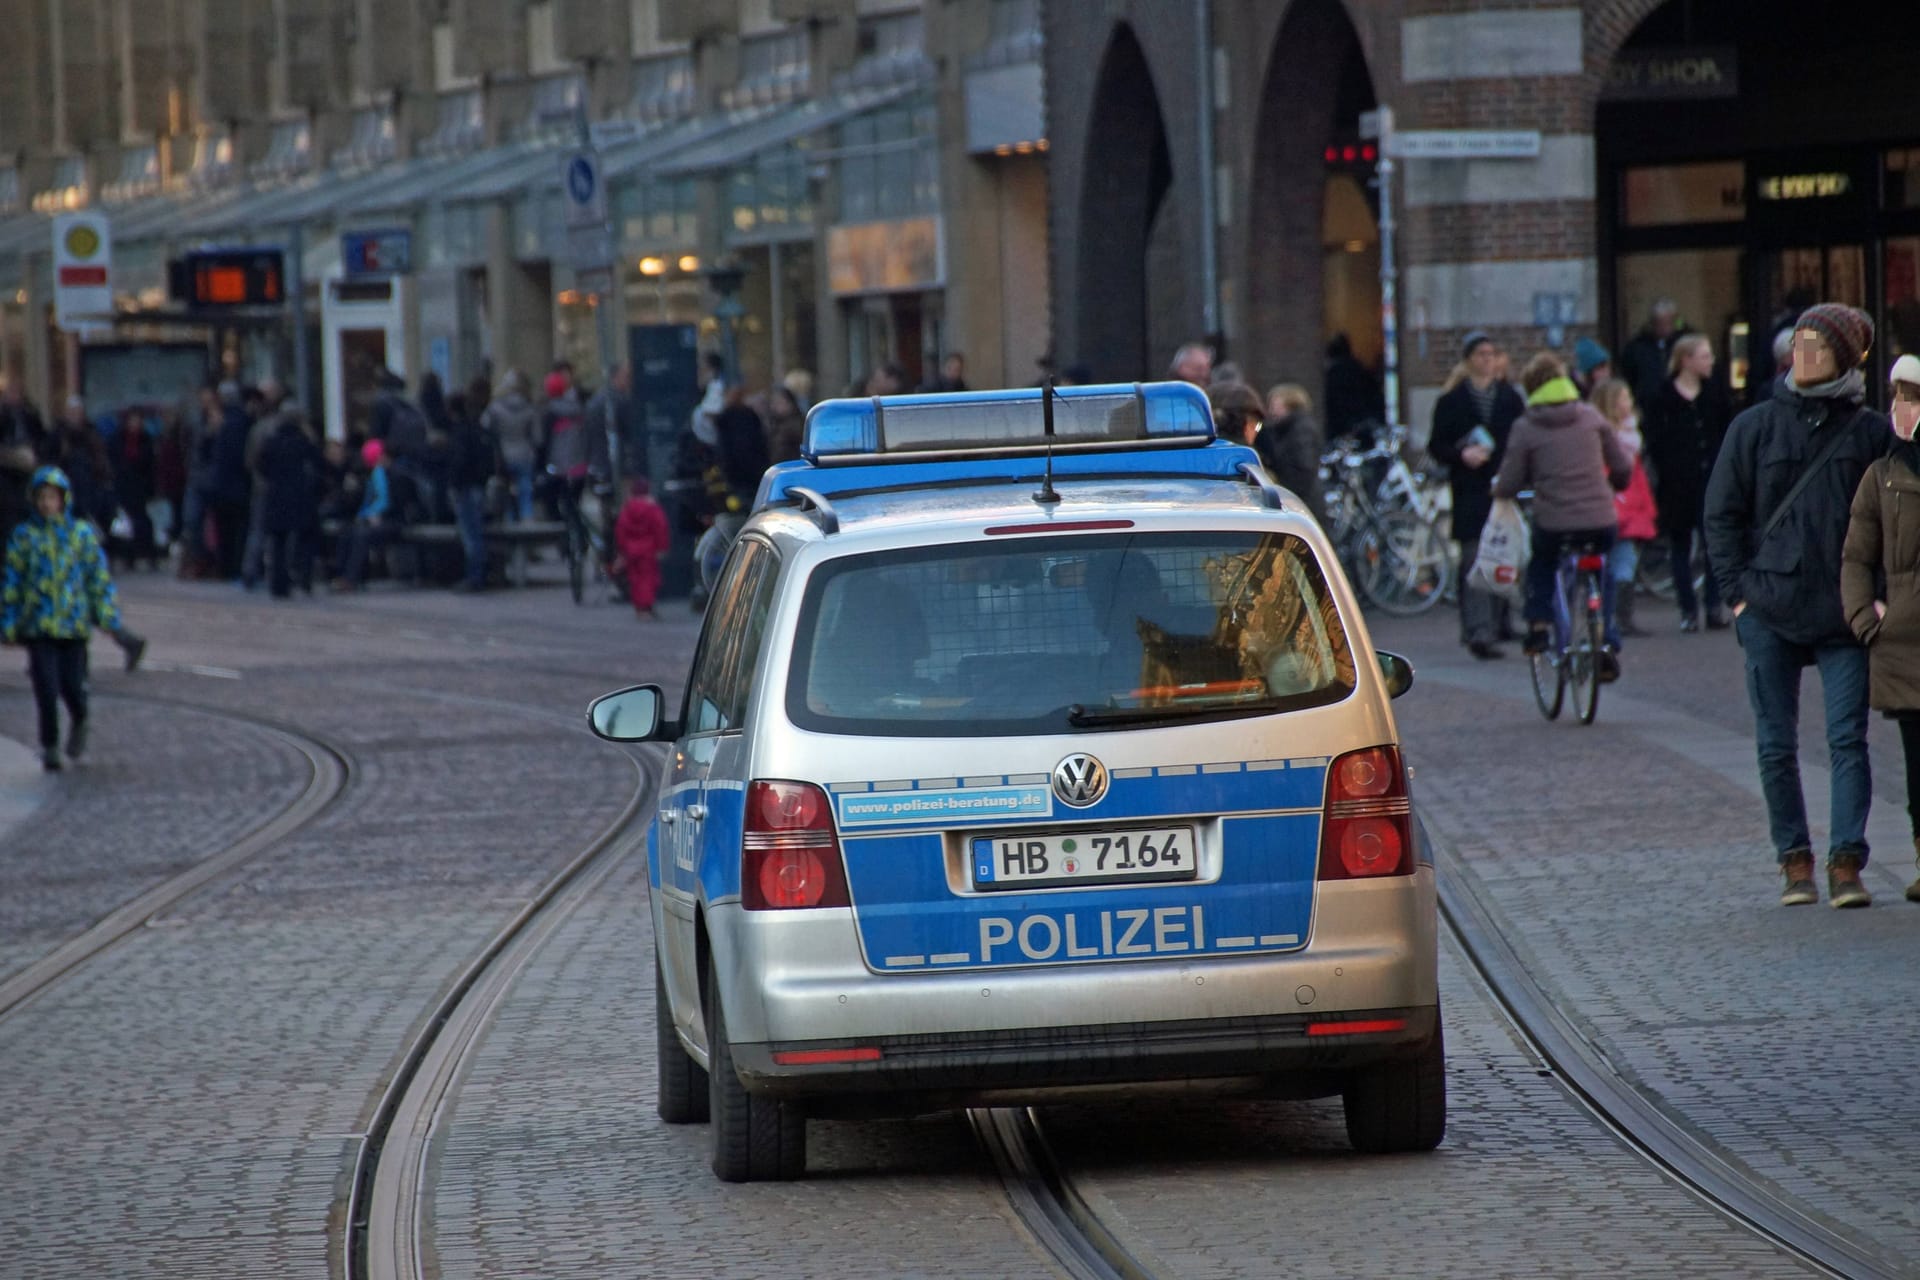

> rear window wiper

[{"left": 1065, "top": 697, "right": 1292, "bottom": 728}]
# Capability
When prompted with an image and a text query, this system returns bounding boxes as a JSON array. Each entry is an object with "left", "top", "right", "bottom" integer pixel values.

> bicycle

[
  {"left": 1529, "top": 537, "right": 1612, "bottom": 725},
  {"left": 1320, "top": 439, "right": 1451, "bottom": 616},
  {"left": 543, "top": 467, "right": 616, "bottom": 606}
]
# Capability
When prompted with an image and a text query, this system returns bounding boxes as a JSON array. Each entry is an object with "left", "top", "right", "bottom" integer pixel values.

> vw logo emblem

[{"left": 1052, "top": 753, "right": 1109, "bottom": 808}]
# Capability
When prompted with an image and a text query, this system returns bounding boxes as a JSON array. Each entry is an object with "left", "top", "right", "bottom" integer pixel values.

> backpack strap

[{"left": 1757, "top": 416, "right": 1854, "bottom": 549}]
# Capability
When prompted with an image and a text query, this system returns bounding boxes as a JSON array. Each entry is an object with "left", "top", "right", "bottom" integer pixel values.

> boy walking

[{"left": 2, "top": 467, "right": 123, "bottom": 771}]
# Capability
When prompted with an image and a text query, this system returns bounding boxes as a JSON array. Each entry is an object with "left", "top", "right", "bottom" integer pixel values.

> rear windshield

[{"left": 787, "top": 532, "right": 1357, "bottom": 736}]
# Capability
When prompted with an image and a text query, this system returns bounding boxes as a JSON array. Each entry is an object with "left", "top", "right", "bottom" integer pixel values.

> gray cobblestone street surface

[
  {"left": 1369, "top": 607, "right": 1920, "bottom": 1268},
  {"left": 1, "top": 575, "right": 1906, "bottom": 1277}
]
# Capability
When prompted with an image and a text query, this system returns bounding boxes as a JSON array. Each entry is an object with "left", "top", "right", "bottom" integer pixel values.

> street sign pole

[
  {"left": 1363, "top": 107, "right": 1402, "bottom": 429},
  {"left": 570, "top": 108, "right": 618, "bottom": 384},
  {"left": 288, "top": 224, "right": 313, "bottom": 420}
]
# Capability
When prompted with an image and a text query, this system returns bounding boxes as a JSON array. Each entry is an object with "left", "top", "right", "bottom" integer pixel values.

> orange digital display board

[{"left": 180, "top": 251, "right": 285, "bottom": 307}]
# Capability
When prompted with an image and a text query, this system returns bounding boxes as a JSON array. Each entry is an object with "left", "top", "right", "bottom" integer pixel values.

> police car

[{"left": 589, "top": 381, "right": 1442, "bottom": 1182}]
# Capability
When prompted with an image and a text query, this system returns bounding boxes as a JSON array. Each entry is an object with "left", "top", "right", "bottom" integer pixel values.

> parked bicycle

[{"left": 1319, "top": 435, "right": 1451, "bottom": 616}]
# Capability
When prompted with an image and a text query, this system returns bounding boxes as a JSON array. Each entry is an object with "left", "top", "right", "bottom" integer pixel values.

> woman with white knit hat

[{"left": 1840, "top": 351, "right": 1920, "bottom": 903}]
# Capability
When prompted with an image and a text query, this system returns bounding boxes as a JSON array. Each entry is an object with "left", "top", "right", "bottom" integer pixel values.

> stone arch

[
  {"left": 1244, "top": 0, "right": 1378, "bottom": 415},
  {"left": 1073, "top": 22, "right": 1176, "bottom": 382}
]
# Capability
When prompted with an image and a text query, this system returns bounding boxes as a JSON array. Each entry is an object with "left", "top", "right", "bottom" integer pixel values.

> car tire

[
  {"left": 1342, "top": 1010, "right": 1447, "bottom": 1154},
  {"left": 656, "top": 959, "right": 708, "bottom": 1124},
  {"left": 706, "top": 955, "right": 806, "bottom": 1182}
]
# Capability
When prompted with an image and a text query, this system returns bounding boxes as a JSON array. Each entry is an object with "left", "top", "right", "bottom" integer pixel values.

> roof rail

[
  {"left": 1238, "top": 462, "right": 1286, "bottom": 511},
  {"left": 785, "top": 486, "right": 840, "bottom": 534}
]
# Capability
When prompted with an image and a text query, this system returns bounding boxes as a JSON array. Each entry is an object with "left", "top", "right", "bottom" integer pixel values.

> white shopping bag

[{"left": 1467, "top": 498, "right": 1528, "bottom": 605}]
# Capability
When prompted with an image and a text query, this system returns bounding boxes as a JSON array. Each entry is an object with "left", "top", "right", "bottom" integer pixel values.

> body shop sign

[{"left": 1603, "top": 47, "right": 1738, "bottom": 102}]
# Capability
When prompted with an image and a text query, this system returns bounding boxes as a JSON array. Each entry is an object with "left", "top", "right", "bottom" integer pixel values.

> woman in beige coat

[{"left": 1839, "top": 353, "right": 1920, "bottom": 903}]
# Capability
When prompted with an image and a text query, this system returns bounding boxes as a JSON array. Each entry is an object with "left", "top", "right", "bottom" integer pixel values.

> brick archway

[
  {"left": 1244, "top": 0, "right": 1378, "bottom": 412},
  {"left": 1072, "top": 22, "right": 1176, "bottom": 381},
  {"left": 1582, "top": 0, "right": 1682, "bottom": 102}
]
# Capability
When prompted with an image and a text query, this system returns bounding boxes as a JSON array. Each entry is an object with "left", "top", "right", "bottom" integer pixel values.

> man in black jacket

[
  {"left": 1705, "top": 304, "right": 1889, "bottom": 909},
  {"left": 1429, "top": 332, "right": 1526, "bottom": 659}
]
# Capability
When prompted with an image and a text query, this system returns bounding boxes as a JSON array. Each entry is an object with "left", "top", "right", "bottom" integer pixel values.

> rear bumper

[{"left": 731, "top": 1004, "right": 1437, "bottom": 1106}]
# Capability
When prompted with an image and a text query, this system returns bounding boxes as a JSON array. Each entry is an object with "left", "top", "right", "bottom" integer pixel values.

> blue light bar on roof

[{"left": 801, "top": 381, "right": 1214, "bottom": 463}]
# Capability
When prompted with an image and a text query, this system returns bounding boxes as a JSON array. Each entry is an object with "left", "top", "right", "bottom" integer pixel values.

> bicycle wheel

[
  {"left": 1529, "top": 639, "right": 1565, "bottom": 721},
  {"left": 1361, "top": 511, "right": 1451, "bottom": 616},
  {"left": 1572, "top": 574, "right": 1605, "bottom": 724},
  {"left": 567, "top": 519, "right": 586, "bottom": 605}
]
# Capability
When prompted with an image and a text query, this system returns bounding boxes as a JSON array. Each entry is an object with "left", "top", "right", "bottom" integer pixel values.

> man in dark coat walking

[
  {"left": 1429, "top": 331, "right": 1526, "bottom": 658},
  {"left": 1705, "top": 303, "right": 1889, "bottom": 909},
  {"left": 1618, "top": 298, "right": 1689, "bottom": 411},
  {"left": 255, "top": 411, "right": 321, "bottom": 598}
]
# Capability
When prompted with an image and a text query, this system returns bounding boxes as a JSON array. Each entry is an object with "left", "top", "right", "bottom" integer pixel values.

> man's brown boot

[
  {"left": 1780, "top": 851, "right": 1817, "bottom": 906},
  {"left": 1828, "top": 853, "right": 1872, "bottom": 909}
]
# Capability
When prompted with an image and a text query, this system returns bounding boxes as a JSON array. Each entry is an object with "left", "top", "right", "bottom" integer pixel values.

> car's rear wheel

[
  {"left": 655, "top": 959, "right": 708, "bottom": 1124},
  {"left": 1342, "top": 1010, "right": 1446, "bottom": 1154},
  {"left": 707, "top": 956, "right": 806, "bottom": 1181}
]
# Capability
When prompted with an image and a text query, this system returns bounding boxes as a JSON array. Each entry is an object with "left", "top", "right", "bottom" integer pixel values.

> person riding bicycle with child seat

[{"left": 1494, "top": 353, "right": 1633, "bottom": 679}]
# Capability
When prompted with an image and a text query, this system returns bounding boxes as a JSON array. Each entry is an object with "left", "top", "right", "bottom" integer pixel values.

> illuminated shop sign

[{"left": 1757, "top": 173, "right": 1852, "bottom": 201}]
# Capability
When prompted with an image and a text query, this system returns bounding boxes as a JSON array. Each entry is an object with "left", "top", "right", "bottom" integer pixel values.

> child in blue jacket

[{"left": 2, "top": 467, "right": 122, "bottom": 770}]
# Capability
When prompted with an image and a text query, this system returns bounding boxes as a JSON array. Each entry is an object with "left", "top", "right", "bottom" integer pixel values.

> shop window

[
  {"left": 728, "top": 152, "right": 813, "bottom": 240},
  {"left": 1887, "top": 238, "right": 1920, "bottom": 360},
  {"left": 1887, "top": 149, "right": 1920, "bottom": 211},
  {"left": 1621, "top": 161, "right": 1745, "bottom": 228},
  {"left": 1615, "top": 247, "right": 1742, "bottom": 353}
]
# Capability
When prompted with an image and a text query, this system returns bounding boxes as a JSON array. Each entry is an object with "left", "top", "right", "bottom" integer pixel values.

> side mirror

[
  {"left": 1376, "top": 651, "right": 1415, "bottom": 699},
  {"left": 588, "top": 685, "right": 675, "bottom": 742}
]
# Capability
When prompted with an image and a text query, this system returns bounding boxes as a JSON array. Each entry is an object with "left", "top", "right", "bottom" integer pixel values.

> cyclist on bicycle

[{"left": 1494, "top": 353, "right": 1634, "bottom": 679}]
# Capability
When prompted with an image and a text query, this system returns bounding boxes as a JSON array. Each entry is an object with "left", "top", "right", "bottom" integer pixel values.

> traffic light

[{"left": 170, "top": 249, "right": 286, "bottom": 308}]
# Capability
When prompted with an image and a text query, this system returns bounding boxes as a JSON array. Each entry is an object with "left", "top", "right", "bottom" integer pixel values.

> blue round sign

[{"left": 566, "top": 155, "right": 597, "bottom": 207}]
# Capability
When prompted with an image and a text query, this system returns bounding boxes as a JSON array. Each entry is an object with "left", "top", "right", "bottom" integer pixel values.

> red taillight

[
  {"left": 743, "top": 780, "right": 851, "bottom": 910},
  {"left": 1576, "top": 554, "right": 1607, "bottom": 573},
  {"left": 1306, "top": 1018, "right": 1408, "bottom": 1037},
  {"left": 1318, "top": 746, "right": 1413, "bottom": 881},
  {"left": 771, "top": 1046, "right": 882, "bottom": 1065}
]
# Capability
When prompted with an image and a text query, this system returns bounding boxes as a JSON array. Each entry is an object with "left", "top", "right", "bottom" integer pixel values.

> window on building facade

[
  {"left": 335, "top": 107, "right": 397, "bottom": 169},
  {"left": 257, "top": 119, "right": 313, "bottom": 177},
  {"left": 846, "top": 11, "right": 929, "bottom": 88},
  {"left": 104, "top": 146, "right": 161, "bottom": 202},
  {"left": 189, "top": 128, "right": 235, "bottom": 187},
  {"left": 521, "top": 73, "right": 586, "bottom": 140},
  {"left": 629, "top": 53, "right": 695, "bottom": 125},
  {"left": 1888, "top": 148, "right": 1920, "bottom": 210},
  {"left": 616, "top": 178, "right": 697, "bottom": 247},
  {"left": 428, "top": 89, "right": 485, "bottom": 153},
  {"left": 0, "top": 168, "right": 20, "bottom": 214},
  {"left": 837, "top": 102, "right": 938, "bottom": 224},
  {"left": 728, "top": 150, "right": 813, "bottom": 239},
  {"left": 725, "top": 29, "right": 810, "bottom": 109},
  {"left": 1621, "top": 161, "right": 1745, "bottom": 228}
]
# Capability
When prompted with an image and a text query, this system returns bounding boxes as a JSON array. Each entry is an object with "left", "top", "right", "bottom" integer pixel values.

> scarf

[{"left": 1787, "top": 368, "right": 1866, "bottom": 403}]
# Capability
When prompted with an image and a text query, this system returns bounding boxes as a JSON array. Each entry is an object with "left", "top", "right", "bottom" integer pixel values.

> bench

[
  {"left": 399, "top": 521, "right": 568, "bottom": 587},
  {"left": 320, "top": 519, "right": 568, "bottom": 588}
]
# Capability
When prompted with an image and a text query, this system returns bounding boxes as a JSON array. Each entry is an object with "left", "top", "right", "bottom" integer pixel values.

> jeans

[
  {"left": 1525, "top": 527, "right": 1618, "bottom": 648},
  {"left": 506, "top": 459, "right": 535, "bottom": 522},
  {"left": 1736, "top": 613, "right": 1870, "bottom": 865},
  {"left": 335, "top": 519, "right": 394, "bottom": 587},
  {"left": 1609, "top": 539, "right": 1639, "bottom": 586},
  {"left": 453, "top": 485, "right": 488, "bottom": 589},
  {"left": 1670, "top": 522, "right": 1720, "bottom": 618},
  {"left": 26, "top": 639, "right": 88, "bottom": 749},
  {"left": 1455, "top": 536, "right": 1511, "bottom": 647}
]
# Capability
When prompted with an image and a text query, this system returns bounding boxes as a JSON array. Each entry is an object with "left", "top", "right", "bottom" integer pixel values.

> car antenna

[{"left": 1033, "top": 375, "right": 1061, "bottom": 506}]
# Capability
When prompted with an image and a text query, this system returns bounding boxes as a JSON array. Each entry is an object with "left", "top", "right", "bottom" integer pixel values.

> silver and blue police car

[{"left": 589, "top": 381, "right": 1442, "bottom": 1182}]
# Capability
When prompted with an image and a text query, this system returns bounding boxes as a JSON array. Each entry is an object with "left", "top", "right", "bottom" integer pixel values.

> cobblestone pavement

[
  {"left": 1368, "top": 606, "right": 1920, "bottom": 1268},
  {"left": 3, "top": 574, "right": 1901, "bottom": 1278},
  {"left": 0, "top": 577, "right": 696, "bottom": 1279}
]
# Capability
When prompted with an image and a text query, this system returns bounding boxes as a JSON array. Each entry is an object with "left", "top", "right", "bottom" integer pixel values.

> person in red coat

[{"left": 612, "top": 477, "right": 669, "bottom": 617}]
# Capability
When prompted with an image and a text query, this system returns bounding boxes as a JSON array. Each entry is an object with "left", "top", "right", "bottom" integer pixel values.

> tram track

[
  {"left": 0, "top": 690, "right": 352, "bottom": 1024},
  {"left": 345, "top": 746, "right": 654, "bottom": 1280},
  {"left": 968, "top": 828, "right": 1908, "bottom": 1280}
]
